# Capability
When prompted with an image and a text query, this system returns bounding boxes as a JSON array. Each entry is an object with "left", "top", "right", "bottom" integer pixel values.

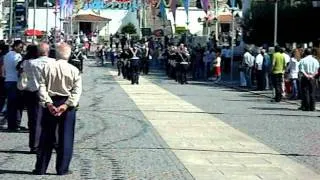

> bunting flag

[
  {"left": 67, "top": 0, "right": 74, "bottom": 17},
  {"left": 201, "top": 0, "right": 209, "bottom": 13},
  {"left": 59, "top": 0, "right": 67, "bottom": 10},
  {"left": 159, "top": 0, "right": 166, "bottom": 19},
  {"left": 182, "top": 0, "right": 189, "bottom": 24},
  {"left": 170, "top": 0, "right": 177, "bottom": 23}
]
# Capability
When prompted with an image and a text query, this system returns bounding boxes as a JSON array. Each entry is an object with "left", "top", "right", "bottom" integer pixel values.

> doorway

[{"left": 79, "top": 22, "right": 92, "bottom": 35}]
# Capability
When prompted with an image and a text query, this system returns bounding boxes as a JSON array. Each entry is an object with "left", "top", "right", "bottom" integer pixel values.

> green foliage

[
  {"left": 121, "top": 23, "right": 137, "bottom": 35},
  {"left": 242, "top": 1, "right": 320, "bottom": 46}
]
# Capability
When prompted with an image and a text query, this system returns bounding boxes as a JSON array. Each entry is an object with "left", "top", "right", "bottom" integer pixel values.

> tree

[
  {"left": 121, "top": 23, "right": 137, "bottom": 34},
  {"left": 242, "top": 1, "right": 320, "bottom": 46}
]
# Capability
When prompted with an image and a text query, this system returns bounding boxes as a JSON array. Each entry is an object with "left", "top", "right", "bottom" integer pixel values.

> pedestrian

[
  {"left": 262, "top": 48, "right": 272, "bottom": 90},
  {"left": 22, "top": 43, "right": 55, "bottom": 153},
  {"left": 0, "top": 44, "right": 9, "bottom": 112},
  {"left": 286, "top": 51, "right": 300, "bottom": 100},
  {"left": 255, "top": 48, "right": 264, "bottom": 90},
  {"left": 3, "top": 40, "right": 25, "bottom": 132},
  {"left": 213, "top": 49, "right": 222, "bottom": 82},
  {"left": 298, "top": 48, "right": 319, "bottom": 111},
  {"left": 271, "top": 46, "right": 286, "bottom": 102},
  {"left": 243, "top": 47, "right": 254, "bottom": 88},
  {"left": 33, "top": 42, "right": 82, "bottom": 175}
]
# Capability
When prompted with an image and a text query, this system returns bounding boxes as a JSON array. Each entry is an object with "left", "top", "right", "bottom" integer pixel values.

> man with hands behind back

[{"left": 33, "top": 43, "right": 82, "bottom": 175}]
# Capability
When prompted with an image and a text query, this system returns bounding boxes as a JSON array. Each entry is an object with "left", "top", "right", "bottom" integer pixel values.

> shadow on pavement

[
  {"left": 262, "top": 113, "right": 320, "bottom": 118},
  {"left": 224, "top": 99, "right": 266, "bottom": 102},
  {"left": 0, "top": 150, "right": 32, "bottom": 154},
  {"left": 0, "top": 169, "right": 56, "bottom": 175},
  {"left": 0, "top": 129, "right": 29, "bottom": 133},
  {"left": 0, "top": 169, "right": 34, "bottom": 175},
  {"left": 251, "top": 107, "right": 299, "bottom": 111}
]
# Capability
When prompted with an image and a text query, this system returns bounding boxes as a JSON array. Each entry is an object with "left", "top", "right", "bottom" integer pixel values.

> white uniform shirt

[
  {"left": 3, "top": 51, "right": 22, "bottom": 82},
  {"left": 255, "top": 54, "right": 264, "bottom": 70},
  {"left": 23, "top": 56, "right": 56, "bottom": 92},
  {"left": 299, "top": 55, "right": 320, "bottom": 76},
  {"left": 39, "top": 60, "right": 82, "bottom": 107}
]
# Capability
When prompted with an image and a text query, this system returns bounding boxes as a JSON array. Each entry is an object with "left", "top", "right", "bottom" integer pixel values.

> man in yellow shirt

[{"left": 272, "top": 46, "right": 286, "bottom": 102}]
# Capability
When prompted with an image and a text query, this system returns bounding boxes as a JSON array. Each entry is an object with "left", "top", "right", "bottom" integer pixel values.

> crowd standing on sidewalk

[
  {"left": 95, "top": 32, "right": 320, "bottom": 111},
  {"left": 0, "top": 39, "right": 82, "bottom": 175}
]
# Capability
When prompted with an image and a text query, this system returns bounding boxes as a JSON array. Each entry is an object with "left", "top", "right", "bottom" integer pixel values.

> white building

[{"left": 27, "top": 8, "right": 139, "bottom": 38}]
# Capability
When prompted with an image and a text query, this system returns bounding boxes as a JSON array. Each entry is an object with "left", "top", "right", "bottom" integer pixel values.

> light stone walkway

[{"left": 109, "top": 70, "right": 320, "bottom": 180}]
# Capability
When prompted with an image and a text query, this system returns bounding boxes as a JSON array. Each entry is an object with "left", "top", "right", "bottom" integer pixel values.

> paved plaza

[{"left": 0, "top": 60, "right": 320, "bottom": 179}]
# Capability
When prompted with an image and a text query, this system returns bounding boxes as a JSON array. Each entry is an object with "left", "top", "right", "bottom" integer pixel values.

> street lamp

[
  {"left": 274, "top": 0, "right": 278, "bottom": 46},
  {"left": 229, "top": 8, "right": 239, "bottom": 82}
]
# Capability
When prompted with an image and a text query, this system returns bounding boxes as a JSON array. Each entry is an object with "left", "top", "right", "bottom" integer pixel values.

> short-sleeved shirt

[
  {"left": 272, "top": 52, "right": 286, "bottom": 74},
  {"left": 3, "top": 51, "right": 22, "bottom": 82}
]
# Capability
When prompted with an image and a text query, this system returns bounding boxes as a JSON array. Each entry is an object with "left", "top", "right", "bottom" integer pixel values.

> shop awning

[
  {"left": 218, "top": 15, "right": 232, "bottom": 23},
  {"left": 73, "top": 14, "right": 111, "bottom": 22}
]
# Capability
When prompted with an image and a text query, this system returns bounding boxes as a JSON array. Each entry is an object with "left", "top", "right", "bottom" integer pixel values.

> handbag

[{"left": 17, "top": 71, "right": 28, "bottom": 90}]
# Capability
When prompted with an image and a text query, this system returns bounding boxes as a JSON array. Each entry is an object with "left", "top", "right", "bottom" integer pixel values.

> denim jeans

[
  {"left": 291, "top": 79, "right": 298, "bottom": 98},
  {"left": 245, "top": 67, "right": 252, "bottom": 88}
]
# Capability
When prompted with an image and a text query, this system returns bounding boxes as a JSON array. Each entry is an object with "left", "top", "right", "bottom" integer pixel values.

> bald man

[
  {"left": 33, "top": 43, "right": 82, "bottom": 175},
  {"left": 23, "top": 42, "right": 55, "bottom": 153}
]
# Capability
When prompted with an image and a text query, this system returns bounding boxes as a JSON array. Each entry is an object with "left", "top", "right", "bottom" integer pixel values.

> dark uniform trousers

[
  {"left": 24, "top": 90, "right": 42, "bottom": 150},
  {"left": 35, "top": 96, "right": 76, "bottom": 175},
  {"left": 301, "top": 76, "right": 316, "bottom": 111}
]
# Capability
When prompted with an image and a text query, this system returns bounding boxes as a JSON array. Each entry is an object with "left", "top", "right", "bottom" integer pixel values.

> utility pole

[
  {"left": 9, "top": 0, "right": 13, "bottom": 41},
  {"left": 46, "top": 0, "right": 49, "bottom": 41},
  {"left": 230, "top": 9, "right": 235, "bottom": 81},
  {"left": 274, "top": 0, "right": 278, "bottom": 46},
  {"left": 32, "top": 0, "right": 36, "bottom": 43}
]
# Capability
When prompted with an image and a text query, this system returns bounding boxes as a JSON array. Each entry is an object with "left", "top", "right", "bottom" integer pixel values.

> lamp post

[
  {"left": 229, "top": 8, "right": 239, "bottom": 82},
  {"left": 274, "top": 0, "right": 278, "bottom": 46},
  {"left": 32, "top": 0, "right": 37, "bottom": 43},
  {"left": 45, "top": 1, "right": 49, "bottom": 41}
]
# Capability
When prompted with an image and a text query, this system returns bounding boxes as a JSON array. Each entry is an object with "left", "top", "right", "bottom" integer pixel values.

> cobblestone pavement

[{"left": 0, "top": 60, "right": 193, "bottom": 180}]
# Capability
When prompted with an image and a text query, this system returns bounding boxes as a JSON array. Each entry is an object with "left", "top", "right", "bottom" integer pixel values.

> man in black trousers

[
  {"left": 33, "top": 42, "right": 82, "bottom": 175},
  {"left": 299, "top": 48, "right": 319, "bottom": 111}
]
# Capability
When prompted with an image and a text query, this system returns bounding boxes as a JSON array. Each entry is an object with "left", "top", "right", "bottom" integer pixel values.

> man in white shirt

[
  {"left": 286, "top": 56, "right": 299, "bottom": 99},
  {"left": 34, "top": 43, "right": 82, "bottom": 175},
  {"left": 281, "top": 48, "right": 291, "bottom": 97},
  {"left": 3, "top": 40, "right": 24, "bottom": 132},
  {"left": 299, "top": 48, "right": 319, "bottom": 111},
  {"left": 23, "top": 42, "right": 55, "bottom": 153},
  {"left": 255, "top": 48, "right": 264, "bottom": 90},
  {"left": 243, "top": 48, "right": 254, "bottom": 88}
]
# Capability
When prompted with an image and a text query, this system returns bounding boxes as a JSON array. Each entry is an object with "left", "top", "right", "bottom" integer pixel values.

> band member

[
  {"left": 33, "top": 43, "right": 82, "bottom": 175},
  {"left": 177, "top": 43, "right": 190, "bottom": 84},
  {"left": 129, "top": 45, "right": 140, "bottom": 85}
]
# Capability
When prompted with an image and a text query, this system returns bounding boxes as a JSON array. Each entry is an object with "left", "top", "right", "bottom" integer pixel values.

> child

[{"left": 213, "top": 49, "right": 222, "bottom": 82}]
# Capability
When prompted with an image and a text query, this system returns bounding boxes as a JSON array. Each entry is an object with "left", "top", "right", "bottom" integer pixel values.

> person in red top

[{"left": 213, "top": 49, "right": 222, "bottom": 82}]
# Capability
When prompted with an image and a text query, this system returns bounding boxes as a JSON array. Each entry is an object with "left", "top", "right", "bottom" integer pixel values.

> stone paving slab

[{"left": 109, "top": 70, "right": 320, "bottom": 180}]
